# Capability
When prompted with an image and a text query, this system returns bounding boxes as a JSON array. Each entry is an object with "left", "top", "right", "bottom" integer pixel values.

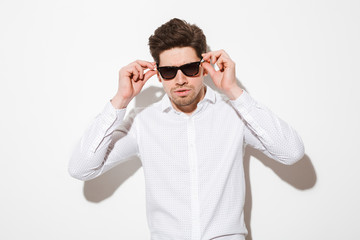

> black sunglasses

[{"left": 156, "top": 59, "right": 203, "bottom": 80}]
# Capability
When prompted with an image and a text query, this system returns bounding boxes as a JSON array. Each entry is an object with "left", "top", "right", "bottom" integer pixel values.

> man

[{"left": 69, "top": 18, "right": 305, "bottom": 240}]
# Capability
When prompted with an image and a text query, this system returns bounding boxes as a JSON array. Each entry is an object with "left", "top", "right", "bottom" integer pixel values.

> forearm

[
  {"left": 68, "top": 101, "right": 128, "bottom": 181},
  {"left": 231, "top": 91, "right": 305, "bottom": 165}
]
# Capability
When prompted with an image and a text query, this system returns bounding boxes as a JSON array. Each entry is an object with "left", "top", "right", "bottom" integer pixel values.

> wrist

[
  {"left": 111, "top": 95, "right": 131, "bottom": 109},
  {"left": 224, "top": 85, "right": 243, "bottom": 100}
]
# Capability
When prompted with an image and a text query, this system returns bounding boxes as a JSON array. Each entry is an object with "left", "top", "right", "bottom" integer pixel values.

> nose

[{"left": 174, "top": 69, "right": 188, "bottom": 85}]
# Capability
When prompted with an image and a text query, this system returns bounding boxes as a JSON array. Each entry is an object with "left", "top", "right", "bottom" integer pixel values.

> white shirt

[{"left": 69, "top": 85, "right": 305, "bottom": 240}]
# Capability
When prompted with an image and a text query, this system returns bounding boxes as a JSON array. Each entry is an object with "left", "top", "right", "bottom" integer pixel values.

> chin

[{"left": 172, "top": 95, "right": 196, "bottom": 107}]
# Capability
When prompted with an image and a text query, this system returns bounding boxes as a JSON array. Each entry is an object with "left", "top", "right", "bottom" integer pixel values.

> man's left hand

[{"left": 201, "top": 50, "right": 243, "bottom": 100}]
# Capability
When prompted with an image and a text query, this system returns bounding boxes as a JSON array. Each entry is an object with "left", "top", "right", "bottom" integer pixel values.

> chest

[{"left": 137, "top": 108, "right": 245, "bottom": 168}]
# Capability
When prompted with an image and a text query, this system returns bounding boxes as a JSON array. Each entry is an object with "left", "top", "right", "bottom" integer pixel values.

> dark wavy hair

[{"left": 148, "top": 18, "right": 207, "bottom": 64}]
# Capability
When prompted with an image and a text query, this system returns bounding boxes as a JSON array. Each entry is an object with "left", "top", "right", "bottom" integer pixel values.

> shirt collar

[{"left": 160, "top": 84, "right": 216, "bottom": 113}]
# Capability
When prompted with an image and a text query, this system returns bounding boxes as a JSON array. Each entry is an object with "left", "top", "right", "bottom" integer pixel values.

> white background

[{"left": 1, "top": 0, "right": 359, "bottom": 239}]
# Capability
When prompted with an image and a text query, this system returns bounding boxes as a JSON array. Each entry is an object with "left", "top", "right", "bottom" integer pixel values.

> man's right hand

[{"left": 111, "top": 60, "right": 157, "bottom": 109}]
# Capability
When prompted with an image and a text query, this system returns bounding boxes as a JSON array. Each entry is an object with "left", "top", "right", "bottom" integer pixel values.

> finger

[
  {"left": 213, "top": 50, "right": 225, "bottom": 63},
  {"left": 218, "top": 49, "right": 230, "bottom": 58},
  {"left": 203, "top": 57, "right": 211, "bottom": 64},
  {"left": 206, "top": 50, "right": 229, "bottom": 63},
  {"left": 216, "top": 57, "right": 226, "bottom": 72},
  {"left": 211, "top": 55, "right": 218, "bottom": 65},
  {"left": 202, "top": 53, "right": 211, "bottom": 62},
  {"left": 130, "top": 67, "right": 139, "bottom": 82},
  {"left": 136, "top": 60, "right": 156, "bottom": 70},
  {"left": 201, "top": 62, "right": 216, "bottom": 78},
  {"left": 203, "top": 51, "right": 221, "bottom": 65},
  {"left": 133, "top": 70, "right": 156, "bottom": 91},
  {"left": 134, "top": 64, "right": 144, "bottom": 80},
  {"left": 143, "top": 69, "right": 157, "bottom": 82},
  {"left": 202, "top": 53, "right": 215, "bottom": 63}
]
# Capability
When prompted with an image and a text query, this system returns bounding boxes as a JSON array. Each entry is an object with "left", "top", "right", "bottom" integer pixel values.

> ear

[
  {"left": 202, "top": 66, "right": 208, "bottom": 77},
  {"left": 156, "top": 71, "right": 162, "bottom": 83}
]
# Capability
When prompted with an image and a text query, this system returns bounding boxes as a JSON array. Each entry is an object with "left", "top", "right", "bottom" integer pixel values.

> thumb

[
  {"left": 202, "top": 62, "right": 216, "bottom": 78},
  {"left": 143, "top": 69, "right": 157, "bottom": 82}
]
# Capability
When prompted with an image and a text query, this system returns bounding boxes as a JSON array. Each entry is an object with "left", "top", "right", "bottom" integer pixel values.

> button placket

[{"left": 187, "top": 117, "right": 201, "bottom": 240}]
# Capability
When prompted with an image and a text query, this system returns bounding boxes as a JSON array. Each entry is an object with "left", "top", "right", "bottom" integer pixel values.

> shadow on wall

[
  {"left": 204, "top": 74, "right": 317, "bottom": 240},
  {"left": 243, "top": 150, "right": 315, "bottom": 240},
  {"left": 82, "top": 74, "right": 317, "bottom": 240}
]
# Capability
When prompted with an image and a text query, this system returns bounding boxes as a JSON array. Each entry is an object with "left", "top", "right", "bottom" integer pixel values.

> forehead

[{"left": 159, "top": 47, "right": 200, "bottom": 66}]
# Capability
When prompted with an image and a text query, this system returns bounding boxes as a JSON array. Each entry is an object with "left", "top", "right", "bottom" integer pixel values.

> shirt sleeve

[
  {"left": 229, "top": 90, "right": 305, "bottom": 165},
  {"left": 68, "top": 100, "right": 139, "bottom": 181}
]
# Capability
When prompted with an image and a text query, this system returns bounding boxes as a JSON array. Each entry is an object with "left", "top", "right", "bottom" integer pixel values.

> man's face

[{"left": 157, "top": 47, "right": 206, "bottom": 113}]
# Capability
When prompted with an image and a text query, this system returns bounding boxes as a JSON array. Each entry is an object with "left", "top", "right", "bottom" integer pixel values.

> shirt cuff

[
  {"left": 89, "top": 101, "right": 127, "bottom": 153},
  {"left": 99, "top": 100, "right": 127, "bottom": 127},
  {"left": 229, "top": 90, "right": 257, "bottom": 116}
]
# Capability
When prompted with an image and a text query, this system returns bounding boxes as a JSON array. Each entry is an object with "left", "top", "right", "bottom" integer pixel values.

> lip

[{"left": 174, "top": 88, "right": 191, "bottom": 97}]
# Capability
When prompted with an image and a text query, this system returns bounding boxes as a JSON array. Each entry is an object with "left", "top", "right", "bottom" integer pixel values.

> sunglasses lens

[
  {"left": 181, "top": 62, "right": 200, "bottom": 76},
  {"left": 159, "top": 67, "right": 177, "bottom": 79}
]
